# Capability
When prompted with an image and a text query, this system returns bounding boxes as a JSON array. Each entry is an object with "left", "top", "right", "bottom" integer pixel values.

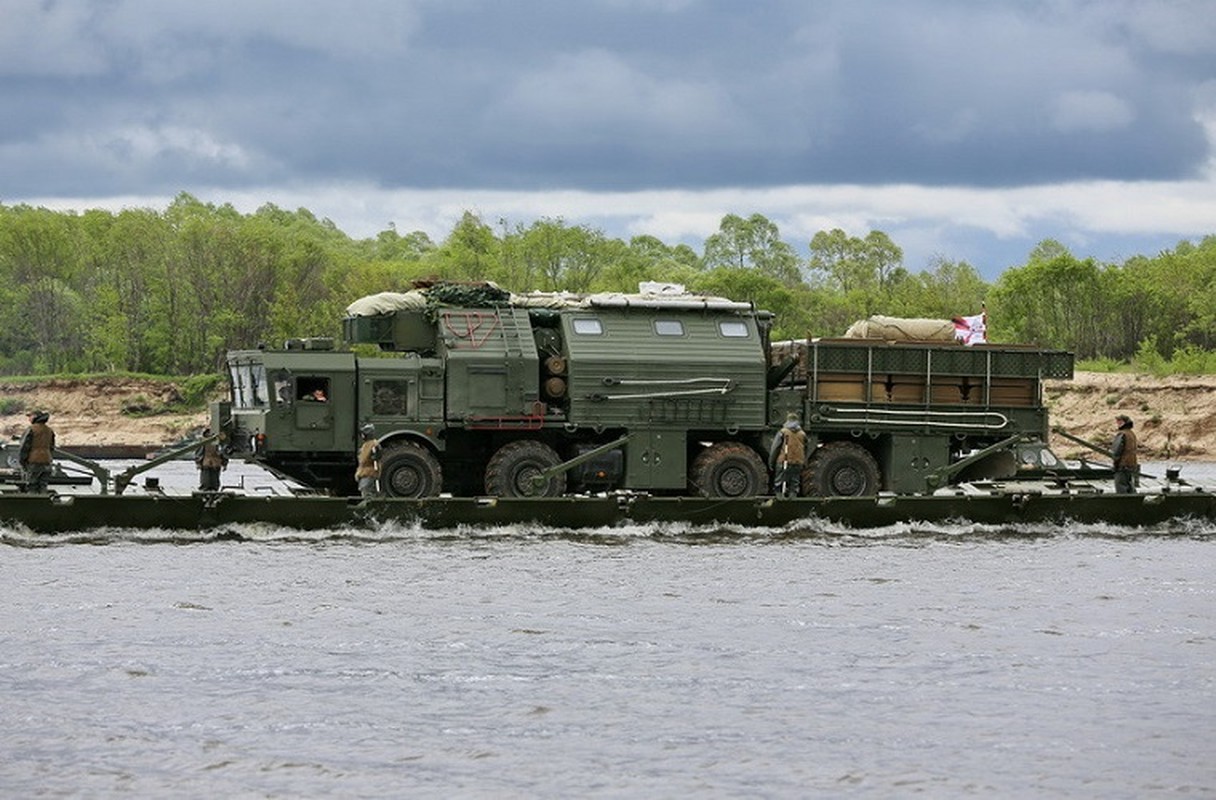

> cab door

[{"left": 283, "top": 371, "right": 355, "bottom": 451}]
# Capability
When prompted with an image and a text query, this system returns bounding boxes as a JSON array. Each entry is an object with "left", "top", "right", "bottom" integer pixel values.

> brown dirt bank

[
  {"left": 2, "top": 372, "right": 1213, "bottom": 461},
  {"left": 1043, "top": 372, "right": 1216, "bottom": 461},
  {"left": 1, "top": 377, "right": 208, "bottom": 450}
]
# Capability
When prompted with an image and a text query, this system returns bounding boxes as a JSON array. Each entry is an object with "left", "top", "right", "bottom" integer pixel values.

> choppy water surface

[{"left": 2, "top": 466, "right": 1215, "bottom": 798}]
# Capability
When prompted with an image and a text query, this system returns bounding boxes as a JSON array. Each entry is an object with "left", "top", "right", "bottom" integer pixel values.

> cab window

[
  {"left": 229, "top": 362, "right": 267, "bottom": 408},
  {"left": 572, "top": 318, "right": 603, "bottom": 335},
  {"left": 718, "top": 320, "right": 750, "bottom": 338},
  {"left": 373, "top": 380, "right": 410, "bottom": 415},
  {"left": 296, "top": 377, "right": 331, "bottom": 403}
]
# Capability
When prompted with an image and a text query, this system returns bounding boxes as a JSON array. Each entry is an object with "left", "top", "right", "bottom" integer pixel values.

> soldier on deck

[
  {"left": 1112, "top": 414, "right": 1139, "bottom": 494},
  {"left": 769, "top": 412, "right": 808, "bottom": 498},
  {"left": 355, "top": 423, "right": 381, "bottom": 497},
  {"left": 194, "top": 427, "right": 229, "bottom": 492},
  {"left": 19, "top": 410, "right": 55, "bottom": 493}
]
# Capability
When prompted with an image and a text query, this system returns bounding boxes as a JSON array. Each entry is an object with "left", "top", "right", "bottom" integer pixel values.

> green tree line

[{"left": 2, "top": 193, "right": 1214, "bottom": 377}]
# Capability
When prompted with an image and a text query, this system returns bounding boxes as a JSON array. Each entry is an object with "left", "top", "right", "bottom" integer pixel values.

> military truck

[{"left": 211, "top": 283, "right": 1073, "bottom": 498}]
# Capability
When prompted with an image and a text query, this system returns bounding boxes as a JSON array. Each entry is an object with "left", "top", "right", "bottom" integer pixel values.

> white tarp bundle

[
  {"left": 844, "top": 315, "right": 957, "bottom": 341},
  {"left": 345, "top": 291, "right": 427, "bottom": 316}
]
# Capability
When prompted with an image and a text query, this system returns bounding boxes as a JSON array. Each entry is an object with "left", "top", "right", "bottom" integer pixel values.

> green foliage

[
  {"left": 0, "top": 397, "right": 26, "bottom": 414},
  {"left": 1074, "top": 357, "right": 1130, "bottom": 373},
  {"left": 807, "top": 228, "right": 903, "bottom": 297},
  {"left": 120, "top": 393, "right": 156, "bottom": 417},
  {"left": 502, "top": 217, "right": 613, "bottom": 293},
  {"left": 428, "top": 211, "right": 502, "bottom": 281},
  {"left": 1154, "top": 344, "right": 1216, "bottom": 375},
  {"left": 178, "top": 373, "right": 224, "bottom": 408},
  {"left": 703, "top": 213, "right": 800, "bottom": 285},
  {"left": 990, "top": 235, "right": 1216, "bottom": 365},
  {"left": 988, "top": 247, "right": 1108, "bottom": 351},
  {"left": 1124, "top": 336, "right": 1216, "bottom": 376},
  {"left": 2, "top": 199, "right": 1213, "bottom": 376},
  {"left": 886, "top": 256, "right": 987, "bottom": 320}
]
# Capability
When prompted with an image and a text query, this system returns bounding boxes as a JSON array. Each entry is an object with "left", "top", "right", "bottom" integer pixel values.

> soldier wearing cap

[
  {"left": 768, "top": 412, "right": 808, "bottom": 498},
  {"left": 1112, "top": 414, "right": 1138, "bottom": 494},
  {"left": 19, "top": 410, "right": 55, "bottom": 493},
  {"left": 194, "top": 427, "right": 229, "bottom": 492},
  {"left": 355, "top": 423, "right": 381, "bottom": 497}
]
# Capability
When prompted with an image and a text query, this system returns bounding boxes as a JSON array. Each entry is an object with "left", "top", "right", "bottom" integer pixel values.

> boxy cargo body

[
  {"left": 213, "top": 289, "right": 1074, "bottom": 498},
  {"left": 217, "top": 292, "right": 773, "bottom": 497}
]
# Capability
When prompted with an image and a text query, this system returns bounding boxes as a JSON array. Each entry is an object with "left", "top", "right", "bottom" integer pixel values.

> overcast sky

[{"left": 3, "top": 0, "right": 1215, "bottom": 278}]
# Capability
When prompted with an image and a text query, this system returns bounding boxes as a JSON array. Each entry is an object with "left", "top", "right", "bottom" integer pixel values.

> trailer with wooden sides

[{"left": 769, "top": 337, "right": 1074, "bottom": 496}]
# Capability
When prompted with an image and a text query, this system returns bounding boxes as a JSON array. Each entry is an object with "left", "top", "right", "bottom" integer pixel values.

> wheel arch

[{"left": 376, "top": 428, "right": 443, "bottom": 456}]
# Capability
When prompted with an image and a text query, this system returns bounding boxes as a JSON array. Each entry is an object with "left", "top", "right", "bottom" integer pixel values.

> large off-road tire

[
  {"left": 804, "top": 441, "right": 881, "bottom": 497},
  {"left": 379, "top": 442, "right": 443, "bottom": 498},
  {"left": 690, "top": 442, "right": 768, "bottom": 498},
  {"left": 484, "top": 440, "right": 566, "bottom": 498}
]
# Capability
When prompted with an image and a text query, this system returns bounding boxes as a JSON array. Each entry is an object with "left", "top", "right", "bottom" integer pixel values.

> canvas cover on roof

[
  {"left": 345, "top": 291, "right": 427, "bottom": 317},
  {"left": 844, "top": 315, "right": 956, "bottom": 341}
]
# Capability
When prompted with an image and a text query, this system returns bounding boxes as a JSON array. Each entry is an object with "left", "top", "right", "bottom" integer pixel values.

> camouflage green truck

[{"left": 211, "top": 284, "right": 1073, "bottom": 498}]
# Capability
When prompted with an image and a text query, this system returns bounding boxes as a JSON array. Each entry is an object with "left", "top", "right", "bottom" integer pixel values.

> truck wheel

[
  {"left": 485, "top": 440, "right": 566, "bottom": 498},
  {"left": 690, "top": 442, "right": 767, "bottom": 498},
  {"left": 380, "top": 442, "right": 443, "bottom": 498},
  {"left": 805, "top": 442, "right": 881, "bottom": 497}
]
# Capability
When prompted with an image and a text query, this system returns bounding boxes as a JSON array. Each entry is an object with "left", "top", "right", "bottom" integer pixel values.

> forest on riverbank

[{"left": 3, "top": 194, "right": 1215, "bottom": 378}]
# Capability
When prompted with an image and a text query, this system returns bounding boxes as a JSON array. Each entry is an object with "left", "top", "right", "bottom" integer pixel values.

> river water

[{"left": 2, "top": 463, "right": 1214, "bottom": 798}]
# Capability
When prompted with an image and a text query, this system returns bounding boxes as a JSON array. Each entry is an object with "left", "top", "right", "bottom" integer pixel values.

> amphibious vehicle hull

[{"left": 2, "top": 488, "right": 1213, "bottom": 534}]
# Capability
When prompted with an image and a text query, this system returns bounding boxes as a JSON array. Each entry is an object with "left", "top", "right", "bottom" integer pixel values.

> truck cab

[{"left": 217, "top": 341, "right": 358, "bottom": 493}]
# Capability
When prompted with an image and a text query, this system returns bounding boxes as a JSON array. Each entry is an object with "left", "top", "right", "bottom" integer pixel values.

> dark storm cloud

[{"left": 0, "top": 0, "right": 1213, "bottom": 197}]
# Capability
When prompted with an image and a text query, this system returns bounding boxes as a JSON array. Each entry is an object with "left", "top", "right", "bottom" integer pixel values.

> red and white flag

[{"left": 952, "top": 309, "right": 987, "bottom": 345}]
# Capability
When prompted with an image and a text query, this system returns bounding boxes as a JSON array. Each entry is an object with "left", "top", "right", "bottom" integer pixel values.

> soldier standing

[
  {"left": 768, "top": 412, "right": 808, "bottom": 498},
  {"left": 355, "top": 423, "right": 381, "bottom": 497},
  {"left": 194, "top": 427, "right": 228, "bottom": 491},
  {"left": 19, "top": 411, "right": 55, "bottom": 493},
  {"left": 1112, "top": 414, "right": 1139, "bottom": 494}
]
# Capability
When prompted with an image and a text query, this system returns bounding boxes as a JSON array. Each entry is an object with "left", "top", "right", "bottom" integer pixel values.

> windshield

[{"left": 229, "top": 361, "right": 268, "bottom": 408}]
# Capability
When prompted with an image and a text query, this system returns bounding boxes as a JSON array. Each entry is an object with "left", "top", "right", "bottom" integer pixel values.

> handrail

[
  {"left": 922, "top": 434, "right": 1028, "bottom": 491},
  {"left": 527, "top": 435, "right": 632, "bottom": 495},
  {"left": 113, "top": 436, "right": 217, "bottom": 495}
]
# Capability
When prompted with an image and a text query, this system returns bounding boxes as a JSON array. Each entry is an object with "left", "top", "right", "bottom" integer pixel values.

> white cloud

[
  {"left": 0, "top": 0, "right": 423, "bottom": 81},
  {"left": 594, "top": 0, "right": 699, "bottom": 11},
  {"left": 1050, "top": 90, "right": 1136, "bottom": 133},
  {"left": 0, "top": 0, "right": 106, "bottom": 76},
  {"left": 96, "top": 0, "right": 423, "bottom": 59},
  {"left": 0, "top": 123, "right": 259, "bottom": 174},
  {"left": 109, "top": 125, "right": 255, "bottom": 167},
  {"left": 1116, "top": 0, "right": 1216, "bottom": 56},
  {"left": 494, "top": 48, "right": 749, "bottom": 144}
]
